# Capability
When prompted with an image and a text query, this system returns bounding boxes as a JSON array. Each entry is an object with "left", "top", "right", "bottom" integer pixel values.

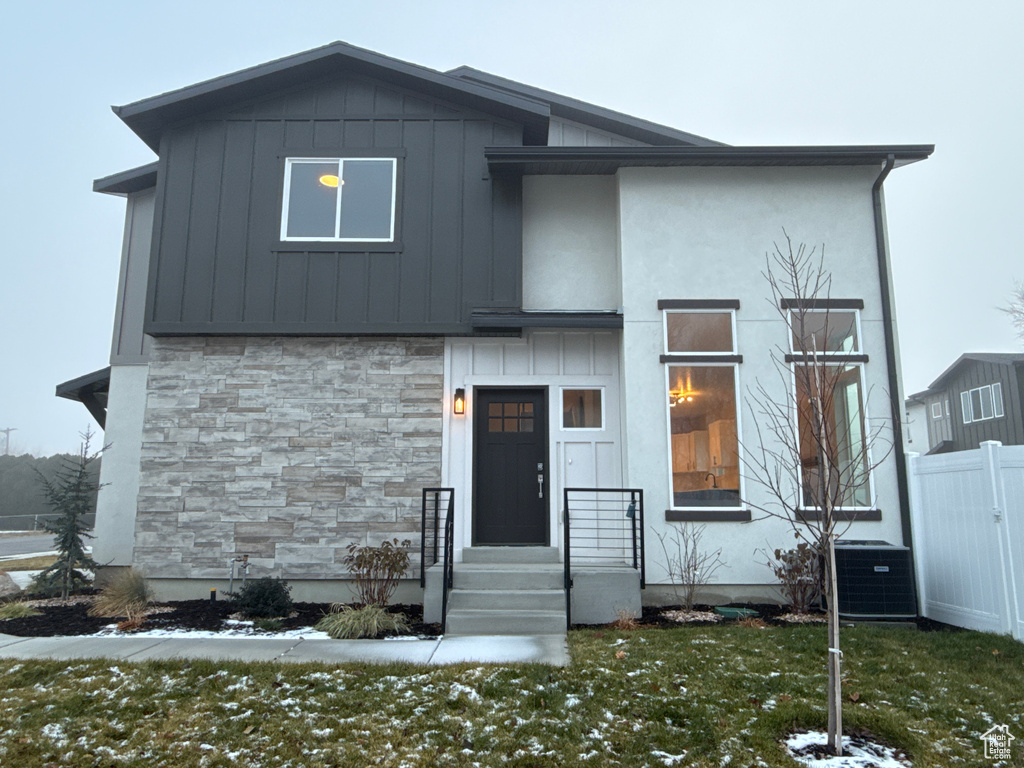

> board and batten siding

[
  {"left": 547, "top": 116, "right": 648, "bottom": 148},
  {"left": 945, "top": 360, "right": 1024, "bottom": 449},
  {"left": 443, "top": 331, "right": 624, "bottom": 558},
  {"left": 146, "top": 74, "right": 525, "bottom": 335},
  {"left": 110, "top": 189, "right": 155, "bottom": 364}
]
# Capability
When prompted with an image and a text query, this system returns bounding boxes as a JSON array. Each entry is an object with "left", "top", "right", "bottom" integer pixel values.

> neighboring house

[
  {"left": 56, "top": 42, "right": 931, "bottom": 629},
  {"left": 905, "top": 353, "right": 1024, "bottom": 454}
]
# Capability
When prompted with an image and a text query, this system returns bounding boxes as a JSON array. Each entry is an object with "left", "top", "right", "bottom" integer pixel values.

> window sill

[
  {"left": 665, "top": 509, "right": 751, "bottom": 522},
  {"left": 275, "top": 240, "right": 404, "bottom": 253},
  {"left": 796, "top": 508, "right": 882, "bottom": 522}
]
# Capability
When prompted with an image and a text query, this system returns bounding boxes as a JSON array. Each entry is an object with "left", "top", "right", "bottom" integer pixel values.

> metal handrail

[
  {"left": 441, "top": 499, "right": 455, "bottom": 633},
  {"left": 563, "top": 487, "right": 646, "bottom": 629},
  {"left": 419, "top": 488, "right": 454, "bottom": 587}
]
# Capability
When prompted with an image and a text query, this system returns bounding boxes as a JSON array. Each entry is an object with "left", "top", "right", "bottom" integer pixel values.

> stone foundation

[{"left": 134, "top": 336, "right": 443, "bottom": 581}]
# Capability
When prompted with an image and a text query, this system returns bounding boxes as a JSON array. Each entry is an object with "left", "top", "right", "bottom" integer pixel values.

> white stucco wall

[
  {"left": 92, "top": 364, "right": 149, "bottom": 566},
  {"left": 616, "top": 165, "right": 906, "bottom": 587},
  {"left": 522, "top": 176, "right": 620, "bottom": 311}
]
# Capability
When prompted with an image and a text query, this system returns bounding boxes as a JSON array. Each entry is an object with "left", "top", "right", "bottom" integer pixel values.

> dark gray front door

[{"left": 473, "top": 388, "right": 548, "bottom": 545}]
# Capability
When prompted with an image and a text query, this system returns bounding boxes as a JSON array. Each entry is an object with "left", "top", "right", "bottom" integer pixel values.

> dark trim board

[
  {"left": 784, "top": 354, "right": 869, "bottom": 364},
  {"left": 658, "top": 299, "right": 740, "bottom": 310},
  {"left": 796, "top": 509, "right": 883, "bottom": 522},
  {"left": 665, "top": 510, "right": 752, "bottom": 522},
  {"left": 780, "top": 298, "right": 865, "bottom": 310},
  {"left": 471, "top": 310, "right": 623, "bottom": 329},
  {"left": 661, "top": 354, "right": 743, "bottom": 364}
]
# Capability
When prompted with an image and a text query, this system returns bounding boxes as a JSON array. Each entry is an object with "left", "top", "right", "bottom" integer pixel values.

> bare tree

[
  {"left": 655, "top": 523, "right": 724, "bottom": 611},
  {"left": 1001, "top": 280, "right": 1024, "bottom": 344},
  {"left": 742, "top": 232, "right": 895, "bottom": 756}
]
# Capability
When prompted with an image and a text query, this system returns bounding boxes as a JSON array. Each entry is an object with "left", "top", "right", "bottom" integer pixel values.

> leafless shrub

[
  {"left": 344, "top": 538, "right": 412, "bottom": 606},
  {"left": 764, "top": 543, "right": 821, "bottom": 614},
  {"left": 655, "top": 524, "right": 725, "bottom": 610}
]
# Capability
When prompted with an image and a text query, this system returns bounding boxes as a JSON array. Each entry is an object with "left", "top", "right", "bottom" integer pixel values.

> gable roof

[
  {"left": 926, "top": 352, "right": 1024, "bottom": 390},
  {"left": 113, "top": 41, "right": 553, "bottom": 151},
  {"left": 447, "top": 66, "right": 724, "bottom": 147}
]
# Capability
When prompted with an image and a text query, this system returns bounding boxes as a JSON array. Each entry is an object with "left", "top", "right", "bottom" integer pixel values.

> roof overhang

[
  {"left": 470, "top": 310, "right": 623, "bottom": 330},
  {"left": 93, "top": 162, "right": 159, "bottom": 196},
  {"left": 56, "top": 367, "right": 110, "bottom": 430},
  {"left": 114, "top": 42, "right": 551, "bottom": 152},
  {"left": 485, "top": 145, "right": 934, "bottom": 175}
]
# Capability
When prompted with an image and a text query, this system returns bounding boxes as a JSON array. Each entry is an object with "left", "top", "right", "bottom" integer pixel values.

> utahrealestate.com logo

[{"left": 980, "top": 725, "right": 1015, "bottom": 760}]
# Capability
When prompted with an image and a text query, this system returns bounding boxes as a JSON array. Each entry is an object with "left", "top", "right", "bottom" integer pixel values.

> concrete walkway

[{"left": 0, "top": 632, "right": 569, "bottom": 666}]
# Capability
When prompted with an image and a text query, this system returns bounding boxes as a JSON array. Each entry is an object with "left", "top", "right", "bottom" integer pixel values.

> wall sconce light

[{"left": 453, "top": 388, "right": 466, "bottom": 415}]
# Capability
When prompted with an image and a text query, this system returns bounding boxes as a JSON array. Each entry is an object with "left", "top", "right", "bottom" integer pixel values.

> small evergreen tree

[{"left": 30, "top": 428, "right": 103, "bottom": 598}]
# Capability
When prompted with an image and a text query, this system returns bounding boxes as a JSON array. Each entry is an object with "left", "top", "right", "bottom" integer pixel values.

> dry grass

[
  {"left": 0, "top": 602, "right": 40, "bottom": 619},
  {"left": 0, "top": 555, "right": 56, "bottom": 573},
  {"left": 89, "top": 568, "right": 151, "bottom": 618},
  {"left": 610, "top": 608, "right": 638, "bottom": 631},
  {"left": 314, "top": 604, "right": 410, "bottom": 639}
]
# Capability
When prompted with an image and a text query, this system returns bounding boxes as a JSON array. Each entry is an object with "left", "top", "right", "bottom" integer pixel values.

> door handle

[{"left": 537, "top": 473, "right": 544, "bottom": 499}]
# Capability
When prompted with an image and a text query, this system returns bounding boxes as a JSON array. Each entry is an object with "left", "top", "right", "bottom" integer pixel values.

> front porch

[{"left": 420, "top": 488, "right": 646, "bottom": 634}]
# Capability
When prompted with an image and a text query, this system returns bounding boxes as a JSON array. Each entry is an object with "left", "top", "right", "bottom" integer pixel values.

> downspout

[{"left": 871, "top": 154, "right": 917, "bottom": 582}]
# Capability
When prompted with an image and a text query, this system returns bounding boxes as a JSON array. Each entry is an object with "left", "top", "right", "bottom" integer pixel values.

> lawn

[
  {"left": 0, "top": 625, "right": 1020, "bottom": 767},
  {"left": 0, "top": 555, "right": 56, "bottom": 573}
]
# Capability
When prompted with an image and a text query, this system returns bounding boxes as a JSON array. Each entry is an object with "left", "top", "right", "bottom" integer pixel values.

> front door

[{"left": 473, "top": 388, "right": 548, "bottom": 545}]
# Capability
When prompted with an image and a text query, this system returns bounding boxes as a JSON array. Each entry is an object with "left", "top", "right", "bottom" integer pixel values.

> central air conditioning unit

[{"left": 832, "top": 540, "right": 916, "bottom": 619}]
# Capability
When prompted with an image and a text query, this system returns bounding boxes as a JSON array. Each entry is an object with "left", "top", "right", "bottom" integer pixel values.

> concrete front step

[
  {"left": 444, "top": 609, "right": 566, "bottom": 636},
  {"left": 448, "top": 588, "right": 565, "bottom": 611},
  {"left": 461, "top": 546, "right": 561, "bottom": 565},
  {"left": 454, "top": 563, "right": 564, "bottom": 591}
]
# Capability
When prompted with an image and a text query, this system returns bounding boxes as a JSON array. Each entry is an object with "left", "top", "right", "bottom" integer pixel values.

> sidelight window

[{"left": 281, "top": 157, "right": 396, "bottom": 242}]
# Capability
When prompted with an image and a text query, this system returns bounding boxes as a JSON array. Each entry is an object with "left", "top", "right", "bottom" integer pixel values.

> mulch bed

[
  {"left": 578, "top": 603, "right": 958, "bottom": 632},
  {"left": 0, "top": 600, "right": 441, "bottom": 639}
]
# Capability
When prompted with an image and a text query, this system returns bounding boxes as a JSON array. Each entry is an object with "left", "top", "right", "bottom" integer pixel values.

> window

[
  {"left": 788, "top": 305, "right": 871, "bottom": 509},
  {"left": 931, "top": 402, "right": 943, "bottom": 419},
  {"left": 665, "top": 311, "right": 736, "bottom": 354},
  {"left": 663, "top": 309, "right": 742, "bottom": 510},
  {"left": 960, "top": 383, "right": 1004, "bottom": 424},
  {"left": 794, "top": 363, "right": 871, "bottom": 508},
  {"left": 487, "top": 401, "right": 534, "bottom": 433},
  {"left": 281, "top": 157, "right": 396, "bottom": 242},
  {"left": 790, "top": 309, "right": 859, "bottom": 354},
  {"left": 562, "top": 389, "right": 603, "bottom": 429}
]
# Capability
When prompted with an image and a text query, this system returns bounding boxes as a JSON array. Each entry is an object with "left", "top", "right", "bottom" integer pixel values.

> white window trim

[
  {"left": 662, "top": 309, "right": 738, "bottom": 355},
  {"left": 787, "top": 308, "right": 863, "bottom": 355},
  {"left": 931, "top": 401, "right": 943, "bottom": 419},
  {"left": 559, "top": 386, "right": 606, "bottom": 431},
  {"left": 790, "top": 360, "right": 876, "bottom": 511},
  {"left": 663, "top": 362, "right": 745, "bottom": 512},
  {"left": 961, "top": 383, "right": 1005, "bottom": 424},
  {"left": 280, "top": 157, "right": 397, "bottom": 243}
]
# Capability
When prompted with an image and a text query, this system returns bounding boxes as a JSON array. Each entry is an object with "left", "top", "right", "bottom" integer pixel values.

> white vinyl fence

[{"left": 908, "top": 441, "right": 1023, "bottom": 641}]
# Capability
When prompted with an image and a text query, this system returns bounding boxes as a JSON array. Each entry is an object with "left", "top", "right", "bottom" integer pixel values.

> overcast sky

[{"left": 1, "top": 1, "right": 1021, "bottom": 456}]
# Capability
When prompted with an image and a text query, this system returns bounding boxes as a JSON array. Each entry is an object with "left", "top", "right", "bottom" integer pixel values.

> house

[
  {"left": 56, "top": 42, "right": 931, "bottom": 631},
  {"left": 905, "top": 353, "right": 1024, "bottom": 454}
]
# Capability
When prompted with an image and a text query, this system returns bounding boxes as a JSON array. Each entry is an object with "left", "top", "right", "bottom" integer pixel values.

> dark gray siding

[
  {"left": 145, "top": 74, "right": 525, "bottom": 335},
  {"left": 945, "top": 360, "right": 1024, "bottom": 449},
  {"left": 110, "top": 189, "right": 155, "bottom": 363}
]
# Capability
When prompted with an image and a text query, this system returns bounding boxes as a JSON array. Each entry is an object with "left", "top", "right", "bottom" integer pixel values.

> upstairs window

[
  {"left": 281, "top": 158, "right": 396, "bottom": 242},
  {"left": 790, "top": 309, "right": 860, "bottom": 354},
  {"left": 961, "top": 383, "right": 1004, "bottom": 424}
]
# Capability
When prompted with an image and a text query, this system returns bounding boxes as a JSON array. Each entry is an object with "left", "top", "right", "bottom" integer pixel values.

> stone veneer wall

[{"left": 134, "top": 337, "right": 443, "bottom": 580}]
